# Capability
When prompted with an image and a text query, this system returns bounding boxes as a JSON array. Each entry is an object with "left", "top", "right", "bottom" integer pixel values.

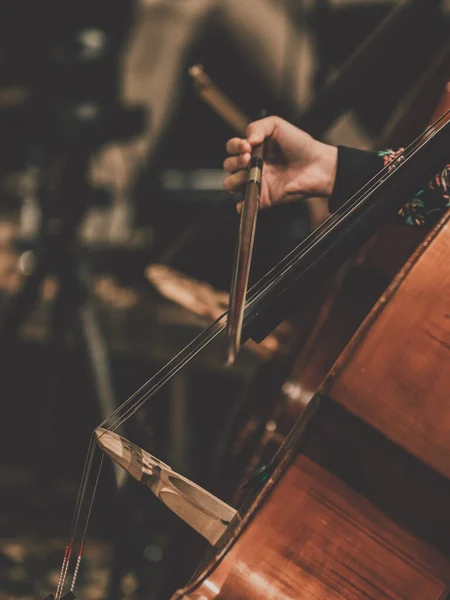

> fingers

[
  {"left": 246, "top": 116, "right": 280, "bottom": 145},
  {"left": 225, "top": 117, "right": 281, "bottom": 161},
  {"left": 223, "top": 152, "right": 251, "bottom": 174},
  {"left": 224, "top": 116, "right": 282, "bottom": 198},
  {"left": 223, "top": 170, "right": 247, "bottom": 193},
  {"left": 223, "top": 139, "right": 251, "bottom": 195},
  {"left": 226, "top": 137, "right": 252, "bottom": 155}
]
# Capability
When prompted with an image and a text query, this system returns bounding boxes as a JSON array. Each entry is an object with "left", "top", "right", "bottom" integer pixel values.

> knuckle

[{"left": 224, "top": 176, "right": 235, "bottom": 191}]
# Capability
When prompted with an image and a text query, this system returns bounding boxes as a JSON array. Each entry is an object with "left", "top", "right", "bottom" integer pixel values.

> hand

[{"left": 223, "top": 116, "right": 338, "bottom": 209}]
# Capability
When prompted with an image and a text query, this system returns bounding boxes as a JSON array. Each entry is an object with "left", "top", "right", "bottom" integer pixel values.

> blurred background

[{"left": 0, "top": 0, "right": 448, "bottom": 598}]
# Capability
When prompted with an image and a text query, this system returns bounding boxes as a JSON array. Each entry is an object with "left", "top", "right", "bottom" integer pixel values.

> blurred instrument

[
  {"left": 147, "top": 264, "right": 229, "bottom": 320},
  {"left": 146, "top": 264, "right": 290, "bottom": 360},
  {"left": 227, "top": 139, "right": 265, "bottom": 365}
]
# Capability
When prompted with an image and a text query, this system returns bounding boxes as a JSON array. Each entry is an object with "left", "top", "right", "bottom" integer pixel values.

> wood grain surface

[
  {"left": 327, "top": 213, "right": 450, "bottom": 479},
  {"left": 173, "top": 456, "right": 449, "bottom": 599}
]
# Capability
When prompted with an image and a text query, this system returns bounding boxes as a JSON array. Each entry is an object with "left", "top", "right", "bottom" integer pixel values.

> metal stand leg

[
  {"left": 35, "top": 262, "right": 74, "bottom": 485},
  {"left": 76, "top": 264, "right": 126, "bottom": 488},
  {"left": 75, "top": 262, "right": 134, "bottom": 599}
]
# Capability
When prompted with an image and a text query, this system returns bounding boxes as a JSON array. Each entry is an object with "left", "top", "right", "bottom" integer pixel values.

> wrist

[{"left": 313, "top": 141, "right": 338, "bottom": 197}]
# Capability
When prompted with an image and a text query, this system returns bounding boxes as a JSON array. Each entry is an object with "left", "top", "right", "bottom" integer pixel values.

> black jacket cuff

[{"left": 329, "top": 146, "right": 384, "bottom": 213}]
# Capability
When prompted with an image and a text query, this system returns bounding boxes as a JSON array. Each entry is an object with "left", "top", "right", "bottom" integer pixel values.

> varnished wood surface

[
  {"left": 173, "top": 456, "right": 450, "bottom": 599},
  {"left": 303, "top": 399, "right": 450, "bottom": 559},
  {"left": 219, "top": 221, "right": 428, "bottom": 504},
  {"left": 327, "top": 212, "right": 450, "bottom": 480}
]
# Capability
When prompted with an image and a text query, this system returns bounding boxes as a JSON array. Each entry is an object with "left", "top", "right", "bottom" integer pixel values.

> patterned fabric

[{"left": 379, "top": 148, "right": 450, "bottom": 227}]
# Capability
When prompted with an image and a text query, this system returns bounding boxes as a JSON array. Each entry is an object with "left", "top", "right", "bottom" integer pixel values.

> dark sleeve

[
  {"left": 328, "top": 146, "right": 383, "bottom": 213},
  {"left": 329, "top": 145, "right": 450, "bottom": 227}
]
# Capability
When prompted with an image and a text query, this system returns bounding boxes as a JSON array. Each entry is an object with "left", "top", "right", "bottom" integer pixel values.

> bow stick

[
  {"left": 227, "top": 131, "right": 266, "bottom": 365},
  {"left": 189, "top": 64, "right": 250, "bottom": 136}
]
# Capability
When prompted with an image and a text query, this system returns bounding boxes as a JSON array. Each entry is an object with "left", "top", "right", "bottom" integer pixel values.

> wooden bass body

[{"left": 171, "top": 210, "right": 450, "bottom": 599}]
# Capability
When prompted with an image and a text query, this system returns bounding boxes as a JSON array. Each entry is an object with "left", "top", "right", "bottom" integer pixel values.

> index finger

[
  {"left": 226, "top": 137, "right": 252, "bottom": 155},
  {"left": 246, "top": 116, "right": 279, "bottom": 145}
]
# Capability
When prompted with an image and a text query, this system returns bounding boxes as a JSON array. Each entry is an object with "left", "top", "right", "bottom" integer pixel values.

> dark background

[{"left": 0, "top": 1, "right": 448, "bottom": 598}]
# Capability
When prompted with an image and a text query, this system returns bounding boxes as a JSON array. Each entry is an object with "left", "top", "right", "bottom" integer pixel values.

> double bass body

[
  {"left": 171, "top": 205, "right": 450, "bottom": 599},
  {"left": 160, "top": 87, "right": 450, "bottom": 597}
]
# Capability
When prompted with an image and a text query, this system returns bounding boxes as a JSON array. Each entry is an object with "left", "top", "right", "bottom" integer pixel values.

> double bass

[{"left": 47, "top": 101, "right": 450, "bottom": 598}]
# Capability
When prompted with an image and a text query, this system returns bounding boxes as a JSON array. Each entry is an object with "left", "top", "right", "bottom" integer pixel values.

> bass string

[
  {"left": 101, "top": 313, "right": 228, "bottom": 432},
  {"left": 104, "top": 110, "right": 449, "bottom": 434},
  {"left": 55, "top": 458, "right": 99, "bottom": 599},
  {"left": 55, "top": 437, "right": 98, "bottom": 599},
  {"left": 97, "top": 109, "right": 450, "bottom": 439},
  {"left": 68, "top": 435, "right": 97, "bottom": 539},
  {"left": 69, "top": 454, "right": 105, "bottom": 593},
  {"left": 57, "top": 315, "right": 230, "bottom": 594},
  {"left": 56, "top": 109, "right": 450, "bottom": 596}
]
